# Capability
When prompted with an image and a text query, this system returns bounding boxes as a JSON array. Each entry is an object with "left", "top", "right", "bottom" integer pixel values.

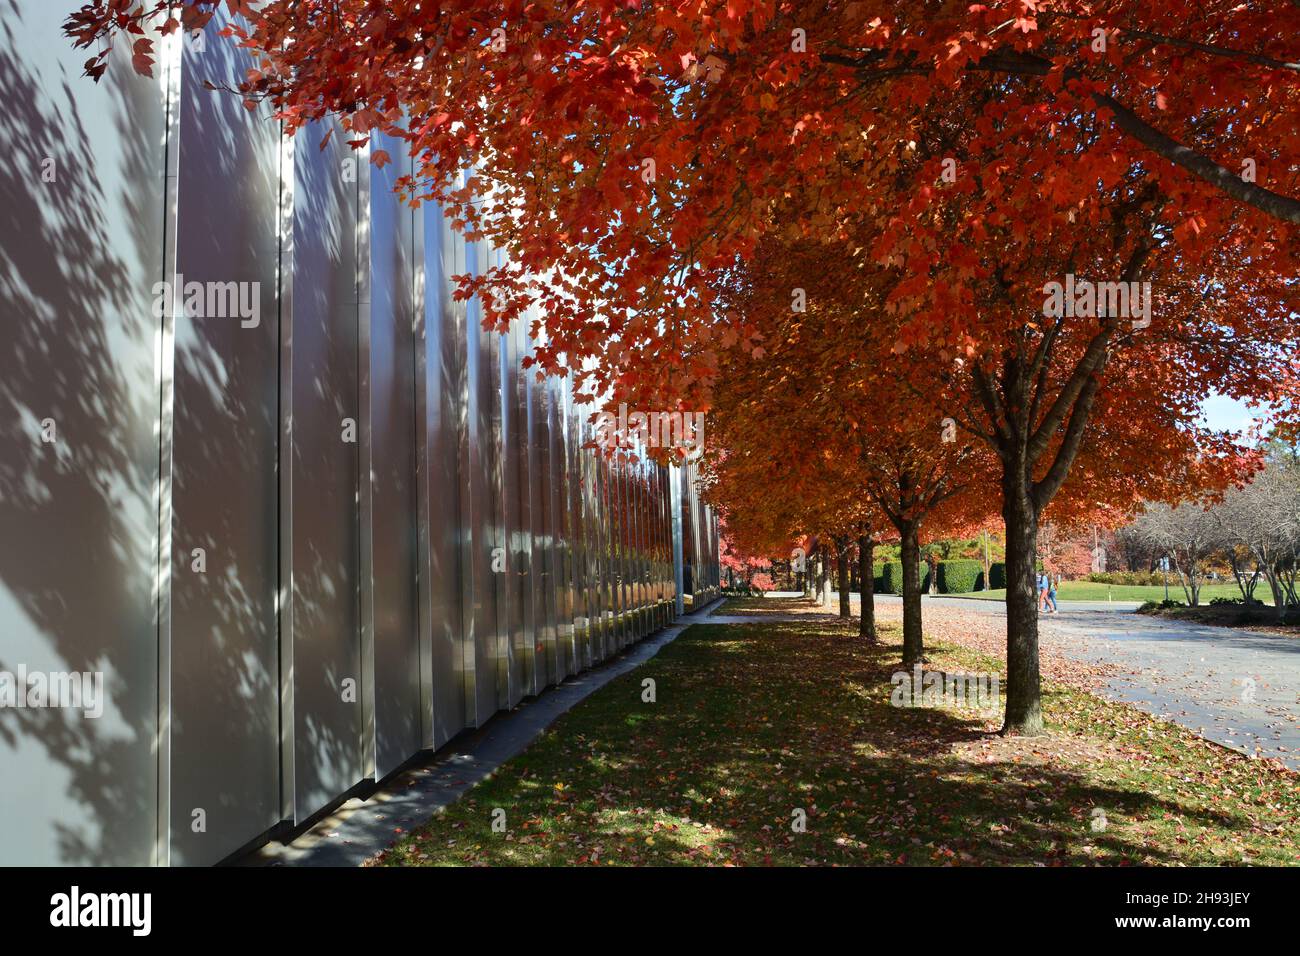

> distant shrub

[
  {"left": 880, "top": 563, "right": 905, "bottom": 594},
  {"left": 984, "top": 562, "right": 1041, "bottom": 589},
  {"left": 1137, "top": 598, "right": 1184, "bottom": 612},
  {"left": 880, "top": 562, "right": 931, "bottom": 595},
  {"left": 1086, "top": 571, "right": 1166, "bottom": 586},
  {"left": 937, "top": 560, "right": 983, "bottom": 594}
]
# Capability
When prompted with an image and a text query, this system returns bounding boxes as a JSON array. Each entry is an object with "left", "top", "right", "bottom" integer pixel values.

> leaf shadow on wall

[{"left": 0, "top": 19, "right": 163, "bottom": 865}]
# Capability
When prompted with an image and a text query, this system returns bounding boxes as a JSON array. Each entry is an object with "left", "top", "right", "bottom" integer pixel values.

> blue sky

[{"left": 1200, "top": 393, "right": 1262, "bottom": 435}]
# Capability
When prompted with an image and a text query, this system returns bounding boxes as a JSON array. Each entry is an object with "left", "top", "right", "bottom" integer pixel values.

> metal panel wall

[
  {"left": 0, "top": 10, "right": 708, "bottom": 861},
  {"left": 652, "top": 467, "right": 660, "bottom": 618},
  {"left": 419, "top": 189, "right": 468, "bottom": 749},
  {"left": 608, "top": 456, "right": 623, "bottom": 650},
  {"left": 590, "top": 437, "right": 610, "bottom": 661},
  {"left": 287, "top": 115, "right": 363, "bottom": 822},
  {"left": 613, "top": 457, "right": 625, "bottom": 644},
  {"left": 655, "top": 465, "right": 667, "bottom": 623},
  {"left": 623, "top": 459, "right": 635, "bottom": 639},
  {"left": 565, "top": 384, "right": 591, "bottom": 672},
  {"left": 518, "top": 323, "right": 542, "bottom": 693},
  {"left": 528, "top": 339, "right": 556, "bottom": 692},
  {"left": 553, "top": 379, "right": 577, "bottom": 678},
  {"left": 576, "top": 413, "right": 598, "bottom": 667},
  {"left": 671, "top": 464, "right": 686, "bottom": 614},
  {"left": 662, "top": 466, "right": 676, "bottom": 620},
  {"left": 636, "top": 462, "right": 646, "bottom": 629},
  {"left": 501, "top": 303, "right": 527, "bottom": 706},
  {"left": 651, "top": 463, "right": 662, "bottom": 624},
  {"left": 365, "top": 131, "right": 422, "bottom": 778},
  {"left": 622, "top": 459, "right": 636, "bottom": 642},
  {"left": 167, "top": 14, "right": 281, "bottom": 866},
  {"left": 602, "top": 456, "right": 616, "bottom": 653},
  {"left": 461, "top": 227, "right": 487, "bottom": 726},
  {"left": 0, "top": 2, "right": 168, "bottom": 866},
  {"left": 611, "top": 459, "right": 626, "bottom": 648},
  {"left": 634, "top": 460, "right": 647, "bottom": 634},
  {"left": 464, "top": 239, "right": 502, "bottom": 725}
]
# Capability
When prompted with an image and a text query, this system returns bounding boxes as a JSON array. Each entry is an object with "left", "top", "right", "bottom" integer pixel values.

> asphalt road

[{"left": 1039, "top": 608, "right": 1300, "bottom": 769}]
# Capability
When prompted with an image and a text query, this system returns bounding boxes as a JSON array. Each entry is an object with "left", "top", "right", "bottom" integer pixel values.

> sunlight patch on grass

[{"left": 372, "top": 615, "right": 1300, "bottom": 867}]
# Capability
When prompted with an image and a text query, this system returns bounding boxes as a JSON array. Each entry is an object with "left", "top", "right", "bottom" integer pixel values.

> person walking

[
  {"left": 1037, "top": 570, "right": 1049, "bottom": 613},
  {"left": 1047, "top": 573, "right": 1060, "bottom": 614}
]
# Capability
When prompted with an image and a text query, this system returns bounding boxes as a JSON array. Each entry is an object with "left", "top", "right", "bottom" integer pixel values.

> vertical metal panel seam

[
  {"left": 154, "top": 24, "right": 183, "bottom": 869},
  {"left": 357, "top": 142, "right": 376, "bottom": 781},
  {"left": 277, "top": 123, "right": 296, "bottom": 823},
  {"left": 412, "top": 191, "right": 435, "bottom": 749}
]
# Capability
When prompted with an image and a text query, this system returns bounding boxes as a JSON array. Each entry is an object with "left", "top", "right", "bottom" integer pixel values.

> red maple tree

[{"left": 69, "top": 1, "right": 1300, "bottom": 732}]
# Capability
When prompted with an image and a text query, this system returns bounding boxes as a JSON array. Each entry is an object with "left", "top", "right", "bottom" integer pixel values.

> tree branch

[{"left": 828, "top": 47, "right": 1300, "bottom": 224}]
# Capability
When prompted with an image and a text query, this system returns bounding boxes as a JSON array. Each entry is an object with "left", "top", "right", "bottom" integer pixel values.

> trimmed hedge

[
  {"left": 880, "top": 563, "right": 903, "bottom": 594},
  {"left": 880, "top": 562, "right": 931, "bottom": 595},
  {"left": 1087, "top": 571, "right": 1166, "bottom": 586},
  {"left": 937, "top": 560, "right": 983, "bottom": 594},
  {"left": 988, "top": 560, "right": 1045, "bottom": 590}
]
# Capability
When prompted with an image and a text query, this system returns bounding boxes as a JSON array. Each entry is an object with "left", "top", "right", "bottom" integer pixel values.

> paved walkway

[
  {"left": 739, "top": 592, "right": 1300, "bottom": 769},
  {"left": 239, "top": 599, "right": 725, "bottom": 867}
]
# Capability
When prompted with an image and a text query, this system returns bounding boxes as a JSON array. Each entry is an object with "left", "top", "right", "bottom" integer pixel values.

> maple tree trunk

[
  {"left": 900, "top": 520, "right": 925, "bottom": 667},
  {"left": 858, "top": 534, "right": 876, "bottom": 642},
  {"left": 836, "top": 537, "right": 851, "bottom": 619},
  {"left": 818, "top": 547, "right": 832, "bottom": 606},
  {"left": 1002, "top": 472, "right": 1044, "bottom": 736}
]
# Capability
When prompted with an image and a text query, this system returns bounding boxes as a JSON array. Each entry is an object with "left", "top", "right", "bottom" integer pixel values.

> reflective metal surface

[
  {"left": 466, "top": 239, "right": 502, "bottom": 723},
  {"left": 501, "top": 296, "right": 526, "bottom": 706},
  {"left": 0, "top": 4, "right": 712, "bottom": 864},
  {"left": 365, "top": 131, "right": 421, "bottom": 778},
  {"left": 418, "top": 189, "right": 467, "bottom": 749},
  {"left": 0, "top": 2, "right": 168, "bottom": 866},
  {"left": 168, "top": 13, "right": 281, "bottom": 866},
  {"left": 288, "top": 114, "right": 363, "bottom": 821}
]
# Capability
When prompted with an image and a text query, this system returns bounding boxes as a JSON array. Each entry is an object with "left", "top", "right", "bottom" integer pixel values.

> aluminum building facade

[{"left": 0, "top": 3, "right": 720, "bottom": 866}]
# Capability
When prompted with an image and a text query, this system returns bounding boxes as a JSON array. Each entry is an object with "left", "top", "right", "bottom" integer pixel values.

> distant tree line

[{"left": 1123, "top": 442, "right": 1300, "bottom": 616}]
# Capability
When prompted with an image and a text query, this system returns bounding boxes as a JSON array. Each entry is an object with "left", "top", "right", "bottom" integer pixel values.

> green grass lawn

[
  {"left": 373, "top": 614, "right": 1298, "bottom": 866},
  {"left": 951, "top": 581, "right": 1260, "bottom": 603}
]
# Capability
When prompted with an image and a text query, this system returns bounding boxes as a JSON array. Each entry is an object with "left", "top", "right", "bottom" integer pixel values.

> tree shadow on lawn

[
  {"left": 383, "top": 618, "right": 1279, "bottom": 866},
  {"left": 718, "top": 595, "right": 831, "bottom": 616},
  {"left": 639, "top": 622, "right": 1232, "bottom": 865}
]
